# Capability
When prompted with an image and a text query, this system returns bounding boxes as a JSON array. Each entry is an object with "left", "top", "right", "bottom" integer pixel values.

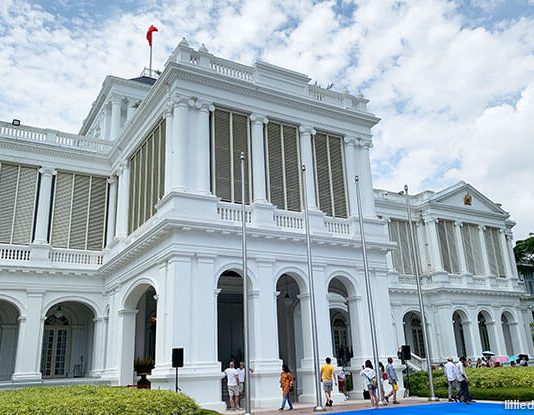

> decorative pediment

[{"left": 432, "top": 182, "right": 506, "bottom": 215}]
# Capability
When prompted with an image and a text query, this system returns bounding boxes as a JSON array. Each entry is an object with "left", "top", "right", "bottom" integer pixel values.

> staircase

[{"left": 405, "top": 353, "right": 427, "bottom": 372}]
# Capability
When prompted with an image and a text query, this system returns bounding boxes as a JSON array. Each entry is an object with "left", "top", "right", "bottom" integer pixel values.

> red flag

[{"left": 146, "top": 25, "right": 158, "bottom": 47}]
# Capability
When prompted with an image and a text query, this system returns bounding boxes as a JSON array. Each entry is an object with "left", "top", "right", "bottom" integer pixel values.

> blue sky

[{"left": 1, "top": 0, "right": 534, "bottom": 239}]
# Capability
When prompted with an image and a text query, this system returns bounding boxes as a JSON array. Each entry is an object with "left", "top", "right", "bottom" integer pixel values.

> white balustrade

[
  {"left": 49, "top": 248, "right": 104, "bottom": 266},
  {"left": 210, "top": 58, "right": 254, "bottom": 82},
  {"left": 308, "top": 85, "right": 344, "bottom": 106},
  {"left": 274, "top": 210, "right": 304, "bottom": 230},
  {"left": 0, "top": 244, "right": 31, "bottom": 261},
  {"left": 217, "top": 203, "right": 252, "bottom": 223},
  {"left": 325, "top": 217, "right": 351, "bottom": 236}
]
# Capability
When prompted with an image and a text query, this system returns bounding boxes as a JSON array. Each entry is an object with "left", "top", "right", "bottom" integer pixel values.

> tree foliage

[{"left": 514, "top": 236, "right": 534, "bottom": 265}]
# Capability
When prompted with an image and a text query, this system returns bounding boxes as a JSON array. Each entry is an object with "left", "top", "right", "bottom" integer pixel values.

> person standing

[
  {"left": 279, "top": 364, "right": 294, "bottom": 411},
  {"left": 335, "top": 368, "right": 349, "bottom": 400},
  {"left": 236, "top": 361, "right": 254, "bottom": 409},
  {"left": 456, "top": 356, "right": 470, "bottom": 404},
  {"left": 444, "top": 358, "right": 459, "bottom": 402},
  {"left": 360, "top": 360, "right": 378, "bottom": 407},
  {"left": 320, "top": 357, "right": 336, "bottom": 407},
  {"left": 384, "top": 357, "right": 399, "bottom": 404},
  {"left": 224, "top": 361, "right": 240, "bottom": 410}
]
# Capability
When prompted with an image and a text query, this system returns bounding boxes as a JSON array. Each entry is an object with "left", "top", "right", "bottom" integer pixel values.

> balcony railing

[
  {"left": 49, "top": 248, "right": 104, "bottom": 266},
  {"left": 0, "top": 244, "right": 31, "bottom": 261}
]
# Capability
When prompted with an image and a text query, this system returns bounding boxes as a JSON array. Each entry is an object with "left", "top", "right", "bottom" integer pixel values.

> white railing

[
  {"left": 0, "top": 244, "right": 31, "bottom": 261},
  {"left": 449, "top": 275, "right": 463, "bottom": 285},
  {"left": 496, "top": 278, "right": 509, "bottom": 288},
  {"left": 406, "top": 353, "right": 427, "bottom": 372},
  {"left": 325, "top": 217, "right": 351, "bottom": 236},
  {"left": 274, "top": 210, "right": 304, "bottom": 230},
  {"left": 217, "top": 203, "right": 251, "bottom": 223},
  {"left": 211, "top": 57, "right": 254, "bottom": 82},
  {"left": 49, "top": 248, "right": 104, "bottom": 266},
  {"left": 0, "top": 121, "right": 113, "bottom": 154},
  {"left": 308, "top": 85, "right": 344, "bottom": 106}
]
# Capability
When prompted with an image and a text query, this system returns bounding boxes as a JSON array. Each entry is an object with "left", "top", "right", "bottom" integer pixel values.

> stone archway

[
  {"left": 453, "top": 310, "right": 468, "bottom": 358},
  {"left": 501, "top": 312, "right": 516, "bottom": 356},
  {"left": 41, "top": 301, "right": 95, "bottom": 378},
  {"left": 0, "top": 300, "right": 20, "bottom": 380},
  {"left": 403, "top": 311, "right": 425, "bottom": 358},
  {"left": 477, "top": 311, "right": 493, "bottom": 353},
  {"left": 327, "top": 277, "right": 354, "bottom": 367}
]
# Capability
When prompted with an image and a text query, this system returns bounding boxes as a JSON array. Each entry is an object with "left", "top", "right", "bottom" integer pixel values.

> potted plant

[{"left": 134, "top": 357, "right": 155, "bottom": 388}]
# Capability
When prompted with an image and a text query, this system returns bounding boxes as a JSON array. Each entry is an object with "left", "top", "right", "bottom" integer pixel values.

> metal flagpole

[
  {"left": 241, "top": 153, "right": 252, "bottom": 415},
  {"left": 354, "top": 176, "right": 386, "bottom": 406},
  {"left": 149, "top": 45, "right": 153, "bottom": 77},
  {"left": 301, "top": 165, "right": 325, "bottom": 412},
  {"left": 402, "top": 185, "right": 438, "bottom": 401}
]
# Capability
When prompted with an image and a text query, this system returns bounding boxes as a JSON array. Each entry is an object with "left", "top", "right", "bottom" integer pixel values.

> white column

[
  {"left": 478, "top": 226, "right": 491, "bottom": 276},
  {"left": 354, "top": 139, "right": 376, "bottom": 217},
  {"left": 12, "top": 291, "right": 44, "bottom": 382},
  {"left": 347, "top": 295, "right": 368, "bottom": 359},
  {"left": 499, "top": 229, "right": 514, "bottom": 278},
  {"left": 423, "top": 217, "right": 444, "bottom": 272},
  {"left": 173, "top": 96, "right": 189, "bottom": 191},
  {"left": 312, "top": 266, "right": 334, "bottom": 360},
  {"left": 115, "top": 163, "right": 129, "bottom": 239},
  {"left": 505, "top": 233, "right": 519, "bottom": 278},
  {"left": 90, "top": 316, "right": 106, "bottom": 375},
  {"left": 468, "top": 309, "right": 483, "bottom": 356},
  {"left": 436, "top": 306, "right": 456, "bottom": 359},
  {"left": 101, "top": 287, "right": 119, "bottom": 381},
  {"left": 344, "top": 136, "right": 358, "bottom": 216},
  {"left": 454, "top": 222, "right": 468, "bottom": 273},
  {"left": 33, "top": 167, "right": 56, "bottom": 244},
  {"left": 110, "top": 95, "right": 122, "bottom": 141},
  {"left": 102, "top": 105, "right": 111, "bottom": 140},
  {"left": 163, "top": 106, "right": 174, "bottom": 194},
  {"left": 299, "top": 125, "right": 317, "bottom": 210},
  {"left": 460, "top": 319, "right": 476, "bottom": 359},
  {"left": 118, "top": 308, "right": 137, "bottom": 385},
  {"left": 195, "top": 101, "right": 214, "bottom": 195},
  {"left": 153, "top": 262, "right": 171, "bottom": 371},
  {"left": 106, "top": 176, "right": 117, "bottom": 246},
  {"left": 126, "top": 99, "right": 137, "bottom": 121},
  {"left": 170, "top": 256, "right": 193, "bottom": 362},
  {"left": 250, "top": 114, "right": 268, "bottom": 204},
  {"left": 488, "top": 318, "right": 506, "bottom": 355}
]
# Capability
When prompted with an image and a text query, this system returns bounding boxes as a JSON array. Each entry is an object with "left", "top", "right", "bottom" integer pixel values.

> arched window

[
  {"left": 41, "top": 314, "right": 70, "bottom": 378},
  {"left": 478, "top": 313, "right": 491, "bottom": 352}
]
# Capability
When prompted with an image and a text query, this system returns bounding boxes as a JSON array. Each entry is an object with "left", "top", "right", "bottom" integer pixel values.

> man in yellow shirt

[{"left": 320, "top": 357, "right": 337, "bottom": 407}]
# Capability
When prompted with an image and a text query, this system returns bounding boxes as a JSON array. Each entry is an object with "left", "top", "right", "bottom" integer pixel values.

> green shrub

[
  {"left": 407, "top": 367, "right": 534, "bottom": 401},
  {"left": 0, "top": 385, "right": 200, "bottom": 415}
]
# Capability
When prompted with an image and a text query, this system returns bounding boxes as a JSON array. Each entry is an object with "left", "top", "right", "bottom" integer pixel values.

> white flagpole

[{"left": 149, "top": 44, "right": 153, "bottom": 77}]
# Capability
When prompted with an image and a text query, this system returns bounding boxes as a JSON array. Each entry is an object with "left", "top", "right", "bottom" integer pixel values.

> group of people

[
  {"left": 223, "top": 361, "right": 251, "bottom": 411},
  {"left": 444, "top": 356, "right": 472, "bottom": 404},
  {"left": 359, "top": 357, "right": 400, "bottom": 407}
]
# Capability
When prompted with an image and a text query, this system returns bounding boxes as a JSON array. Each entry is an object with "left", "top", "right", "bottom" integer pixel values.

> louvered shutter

[
  {"left": 87, "top": 177, "right": 107, "bottom": 250},
  {"left": 0, "top": 164, "right": 18, "bottom": 243},
  {"left": 446, "top": 221, "right": 460, "bottom": 273},
  {"left": 69, "top": 175, "right": 90, "bottom": 249},
  {"left": 283, "top": 125, "right": 301, "bottom": 211},
  {"left": 491, "top": 228, "right": 506, "bottom": 277},
  {"left": 232, "top": 113, "right": 249, "bottom": 204},
  {"left": 399, "top": 221, "right": 412, "bottom": 274},
  {"left": 128, "top": 155, "right": 136, "bottom": 234},
  {"left": 12, "top": 166, "right": 38, "bottom": 244},
  {"left": 267, "top": 122, "right": 284, "bottom": 209},
  {"left": 214, "top": 110, "right": 232, "bottom": 202},
  {"left": 485, "top": 228, "right": 498, "bottom": 276},
  {"left": 158, "top": 120, "right": 166, "bottom": 200},
  {"left": 462, "top": 225, "right": 475, "bottom": 274},
  {"left": 329, "top": 136, "right": 347, "bottom": 218},
  {"left": 147, "top": 132, "right": 154, "bottom": 218},
  {"left": 389, "top": 221, "right": 402, "bottom": 271},
  {"left": 51, "top": 173, "right": 74, "bottom": 248},
  {"left": 140, "top": 142, "right": 147, "bottom": 224},
  {"left": 314, "top": 133, "right": 332, "bottom": 216},
  {"left": 437, "top": 220, "right": 452, "bottom": 273}
]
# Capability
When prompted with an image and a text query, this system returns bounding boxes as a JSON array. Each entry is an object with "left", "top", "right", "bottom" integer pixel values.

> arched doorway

[
  {"left": 41, "top": 302, "right": 95, "bottom": 378},
  {"left": 478, "top": 311, "right": 492, "bottom": 353},
  {"left": 453, "top": 311, "right": 468, "bottom": 358},
  {"left": 501, "top": 312, "right": 514, "bottom": 356},
  {"left": 403, "top": 311, "right": 425, "bottom": 357},
  {"left": 134, "top": 287, "right": 157, "bottom": 364},
  {"left": 276, "top": 274, "right": 303, "bottom": 400},
  {"left": 0, "top": 300, "right": 20, "bottom": 380},
  {"left": 328, "top": 277, "right": 354, "bottom": 367}
]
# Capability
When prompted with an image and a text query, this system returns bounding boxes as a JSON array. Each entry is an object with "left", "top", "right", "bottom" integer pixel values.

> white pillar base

[{"left": 12, "top": 372, "right": 42, "bottom": 382}]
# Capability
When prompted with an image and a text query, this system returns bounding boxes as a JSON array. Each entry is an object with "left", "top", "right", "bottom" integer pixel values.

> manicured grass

[
  {"left": 0, "top": 385, "right": 201, "bottom": 415},
  {"left": 407, "top": 367, "right": 534, "bottom": 401}
]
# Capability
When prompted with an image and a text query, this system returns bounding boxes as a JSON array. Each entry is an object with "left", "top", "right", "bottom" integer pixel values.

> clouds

[{"left": 0, "top": 0, "right": 533, "bottom": 239}]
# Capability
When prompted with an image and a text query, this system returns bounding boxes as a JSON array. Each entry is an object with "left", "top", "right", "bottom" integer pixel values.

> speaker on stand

[
  {"left": 172, "top": 348, "right": 184, "bottom": 393},
  {"left": 399, "top": 345, "right": 411, "bottom": 398}
]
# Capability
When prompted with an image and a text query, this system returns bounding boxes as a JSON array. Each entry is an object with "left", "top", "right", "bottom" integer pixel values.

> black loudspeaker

[
  {"left": 172, "top": 348, "right": 184, "bottom": 368},
  {"left": 400, "top": 345, "right": 411, "bottom": 361}
]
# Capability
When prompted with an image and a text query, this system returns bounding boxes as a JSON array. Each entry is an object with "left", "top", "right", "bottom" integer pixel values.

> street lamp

[{"left": 400, "top": 184, "right": 438, "bottom": 402}]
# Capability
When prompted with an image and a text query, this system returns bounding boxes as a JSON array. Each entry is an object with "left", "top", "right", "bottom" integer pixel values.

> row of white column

[{"left": 96, "top": 94, "right": 139, "bottom": 141}]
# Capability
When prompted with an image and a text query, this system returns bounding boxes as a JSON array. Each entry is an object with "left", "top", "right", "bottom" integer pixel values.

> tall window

[
  {"left": 0, "top": 162, "right": 39, "bottom": 245},
  {"left": 437, "top": 219, "right": 460, "bottom": 274},
  {"left": 478, "top": 312, "right": 491, "bottom": 352},
  {"left": 484, "top": 227, "right": 506, "bottom": 277},
  {"left": 41, "top": 315, "right": 70, "bottom": 378},
  {"left": 313, "top": 133, "right": 347, "bottom": 218},
  {"left": 388, "top": 219, "right": 421, "bottom": 275},
  {"left": 211, "top": 108, "right": 251, "bottom": 204},
  {"left": 50, "top": 172, "right": 108, "bottom": 250},
  {"left": 265, "top": 121, "right": 301, "bottom": 211},
  {"left": 461, "top": 223, "right": 484, "bottom": 275},
  {"left": 128, "top": 119, "right": 166, "bottom": 233}
]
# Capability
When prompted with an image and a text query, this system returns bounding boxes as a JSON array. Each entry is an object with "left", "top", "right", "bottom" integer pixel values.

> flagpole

[
  {"left": 241, "top": 152, "right": 252, "bottom": 415},
  {"left": 149, "top": 45, "right": 153, "bottom": 77}
]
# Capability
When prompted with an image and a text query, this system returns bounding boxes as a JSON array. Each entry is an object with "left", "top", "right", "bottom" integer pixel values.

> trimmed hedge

[
  {"left": 0, "top": 385, "right": 201, "bottom": 415},
  {"left": 407, "top": 367, "right": 534, "bottom": 401}
]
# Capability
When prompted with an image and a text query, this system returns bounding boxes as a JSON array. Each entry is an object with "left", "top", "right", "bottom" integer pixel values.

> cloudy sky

[{"left": 1, "top": 0, "right": 533, "bottom": 240}]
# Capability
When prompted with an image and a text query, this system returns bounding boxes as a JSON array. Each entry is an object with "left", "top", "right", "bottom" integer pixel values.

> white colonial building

[{"left": 0, "top": 39, "right": 532, "bottom": 409}]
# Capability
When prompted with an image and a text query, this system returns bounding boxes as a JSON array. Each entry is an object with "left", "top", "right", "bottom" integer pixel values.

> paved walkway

[{"left": 221, "top": 398, "right": 447, "bottom": 415}]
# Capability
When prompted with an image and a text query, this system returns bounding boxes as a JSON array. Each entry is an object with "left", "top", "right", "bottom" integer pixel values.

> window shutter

[
  {"left": 0, "top": 164, "right": 19, "bottom": 243},
  {"left": 329, "top": 136, "right": 347, "bottom": 218},
  {"left": 158, "top": 119, "right": 166, "bottom": 200},
  {"left": 146, "top": 131, "right": 154, "bottom": 219},
  {"left": 139, "top": 142, "right": 147, "bottom": 224},
  {"left": 87, "top": 177, "right": 107, "bottom": 250},
  {"left": 446, "top": 221, "right": 459, "bottom": 273},
  {"left": 232, "top": 112, "right": 249, "bottom": 204},
  {"left": 69, "top": 174, "right": 90, "bottom": 249},
  {"left": 485, "top": 228, "right": 498, "bottom": 276},
  {"left": 462, "top": 225, "right": 475, "bottom": 274},
  {"left": 267, "top": 122, "right": 284, "bottom": 209},
  {"left": 214, "top": 109, "right": 232, "bottom": 202},
  {"left": 314, "top": 133, "right": 332, "bottom": 216},
  {"left": 399, "top": 221, "right": 412, "bottom": 274},
  {"left": 283, "top": 125, "right": 301, "bottom": 211},
  {"left": 437, "top": 221, "right": 451, "bottom": 273},
  {"left": 12, "top": 166, "right": 38, "bottom": 245},
  {"left": 50, "top": 172, "right": 74, "bottom": 248},
  {"left": 470, "top": 225, "right": 484, "bottom": 276},
  {"left": 389, "top": 221, "right": 403, "bottom": 272}
]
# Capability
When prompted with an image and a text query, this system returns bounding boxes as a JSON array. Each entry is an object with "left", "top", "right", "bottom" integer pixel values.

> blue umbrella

[{"left": 508, "top": 355, "right": 519, "bottom": 362}]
